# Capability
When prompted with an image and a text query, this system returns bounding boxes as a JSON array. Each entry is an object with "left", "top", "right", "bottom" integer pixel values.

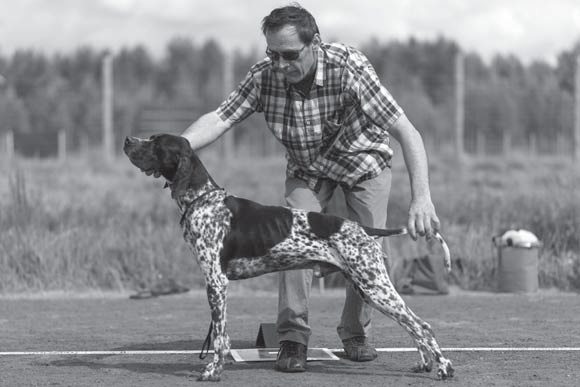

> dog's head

[{"left": 123, "top": 134, "right": 209, "bottom": 198}]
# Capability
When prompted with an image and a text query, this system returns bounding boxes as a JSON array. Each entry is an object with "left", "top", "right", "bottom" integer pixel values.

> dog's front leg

[{"left": 197, "top": 277, "right": 231, "bottom": 381}]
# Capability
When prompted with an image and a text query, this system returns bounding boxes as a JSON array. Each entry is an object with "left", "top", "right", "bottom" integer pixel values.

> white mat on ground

[{"left": 230, "top": 348, "right": 339, "bottom": 362}]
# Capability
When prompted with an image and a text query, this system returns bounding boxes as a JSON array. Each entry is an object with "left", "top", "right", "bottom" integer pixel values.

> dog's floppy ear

[
  {"left": 170, "top": 155, "right": 193, "bottom": 199},
  {"left": 169, "top": 152, "right": 211, "bottom": 199}
]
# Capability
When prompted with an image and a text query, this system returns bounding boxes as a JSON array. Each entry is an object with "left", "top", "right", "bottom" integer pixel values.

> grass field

[{"left": 0, "top": 147, "right": 578, "bottom": 294}]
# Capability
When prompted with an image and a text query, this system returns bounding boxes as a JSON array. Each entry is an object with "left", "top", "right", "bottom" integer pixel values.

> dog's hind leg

[
  {"left": 330, "top": 228, "right": 454, "bottom": 379},
  {"left": 356, "top": 270, "right": 453, "bottom": 378},
  {"left": 365, "top": 271, "right": 453, "bottom": 379},
  {"left": 380, "top": 298, "right": 454, "bottom": 379}
]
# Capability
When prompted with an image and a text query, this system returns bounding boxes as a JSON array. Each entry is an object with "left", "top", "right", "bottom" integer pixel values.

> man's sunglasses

[{"left": 266, "top": 44, "right": 307, "bottom": 62}]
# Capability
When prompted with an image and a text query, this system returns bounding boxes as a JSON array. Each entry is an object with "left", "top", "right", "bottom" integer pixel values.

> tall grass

[
  {"left": 0, "top": 151, "right": 195, "bottom": 293},
  {"left": 0, "top": 149, "right": 578, "bottom": 294}
]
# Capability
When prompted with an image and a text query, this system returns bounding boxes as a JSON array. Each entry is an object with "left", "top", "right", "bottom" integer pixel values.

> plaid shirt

[{"left": 216, "top": 42, "right": 403, "bottom": 191}]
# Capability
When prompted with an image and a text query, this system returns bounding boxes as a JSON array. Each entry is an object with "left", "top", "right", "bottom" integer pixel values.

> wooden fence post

[
  {"left": 6, "top": 130, "right": 14, "bottom": 160},
  {"left": 221, "top": 52, "right": 234, "bottom": 161},
  {"left": 454, "top": 51, "right": 465, "bottom": 160},
  {"left": 574, "top": 54, "right": 580, "bottom": 161},
  {"left": 102, "top": 53, "right": 114, "bottom": 160},
  {"left": 58, "top": 130, "right": 67, "bottom": 162}
]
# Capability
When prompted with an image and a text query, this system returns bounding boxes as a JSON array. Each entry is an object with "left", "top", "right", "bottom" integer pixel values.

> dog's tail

[{"left": 363, "top": 226, "right": 452, "bottom": 273}]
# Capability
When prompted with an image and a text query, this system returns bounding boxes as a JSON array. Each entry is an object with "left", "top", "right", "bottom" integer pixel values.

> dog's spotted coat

[{"left": 123, "top": 134, "right": 454, "bottom": 381}]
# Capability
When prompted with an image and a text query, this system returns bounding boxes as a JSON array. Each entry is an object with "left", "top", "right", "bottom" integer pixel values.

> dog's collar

[
  {"left": 179, "top": 187, "right": 225, "bottom": 226},
  {"left": 190, "top": 187, "right": 224, "bottom": 204}
]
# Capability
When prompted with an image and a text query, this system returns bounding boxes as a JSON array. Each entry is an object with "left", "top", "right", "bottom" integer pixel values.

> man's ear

[{"left": 311, "top": 33, "right": 321, "bottom": 48}]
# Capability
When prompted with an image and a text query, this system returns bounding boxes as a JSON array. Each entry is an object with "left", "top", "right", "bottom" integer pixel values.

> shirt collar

[{"left": 314, "top": 44, "right": 325, "bottom": 87}]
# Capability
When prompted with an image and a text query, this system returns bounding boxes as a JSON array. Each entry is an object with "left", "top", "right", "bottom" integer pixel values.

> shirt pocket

[
  {"left": 320, "top": 102, "right": 359, "bottom": 158},
  {"left": 320, "top": 118, "right": 342, "bottom": 154}
]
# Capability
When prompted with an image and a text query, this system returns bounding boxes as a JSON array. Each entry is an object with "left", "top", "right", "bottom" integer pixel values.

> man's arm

[
  {"left": 181, "top": 110, "right": 232, "bottom": 150},
  {"left": 388, "top": 113, "right": 440, "bottom": 240}
]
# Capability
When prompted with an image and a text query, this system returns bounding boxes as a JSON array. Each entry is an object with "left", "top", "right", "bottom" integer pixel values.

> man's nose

[{"left": 276, "top": 58, "right": 290, "bottom": 69}]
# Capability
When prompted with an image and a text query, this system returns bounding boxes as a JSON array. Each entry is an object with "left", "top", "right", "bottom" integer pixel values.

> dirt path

[{"left": 1, "top": 289, "right": 579, "bottom": 386}]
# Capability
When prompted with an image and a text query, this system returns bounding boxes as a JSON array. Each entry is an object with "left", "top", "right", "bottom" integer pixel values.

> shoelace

[
  {"left": 343, "top": 336, "right": 369, "bottom": 349},
  {"left": 278, "top": 342, "right": 302, "bottom": 358}
]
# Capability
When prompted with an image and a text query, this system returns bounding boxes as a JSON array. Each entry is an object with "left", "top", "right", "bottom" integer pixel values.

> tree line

[{"left": 0, "top": 35, "right": 579, "bottom": 155}]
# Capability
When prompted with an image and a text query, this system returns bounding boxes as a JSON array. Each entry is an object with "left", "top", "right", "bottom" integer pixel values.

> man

[{"left": 181, "top": 5, "right": 440, "bottom": 373}]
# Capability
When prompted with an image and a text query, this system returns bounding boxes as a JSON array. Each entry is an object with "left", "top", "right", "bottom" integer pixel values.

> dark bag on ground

[{"left": 392, "top": 255, "right": 449, "bottom": 295}]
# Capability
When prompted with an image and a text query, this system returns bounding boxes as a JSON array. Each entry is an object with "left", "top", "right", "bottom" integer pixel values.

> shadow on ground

[{"left": 48, "top": 339, "right": 433, "bottom": 381}]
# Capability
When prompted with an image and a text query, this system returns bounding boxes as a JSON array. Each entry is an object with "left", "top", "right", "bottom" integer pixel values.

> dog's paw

[
  {"left": 412, "top": 359, "right": 433, "bottom": 373},
  {"left": 197, "top": 373, "right": 221, "bottom": 382},
  {"left": 437, "top": 360, "right": 454, "bottom": 380},
  {"left": 195, "top": 363, "right": 223, "bottom": 382}
]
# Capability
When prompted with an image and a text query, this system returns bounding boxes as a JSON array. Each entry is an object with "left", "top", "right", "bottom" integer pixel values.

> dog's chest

[{"left": 181, "top": 200, "right": 231, "bottom": 250}]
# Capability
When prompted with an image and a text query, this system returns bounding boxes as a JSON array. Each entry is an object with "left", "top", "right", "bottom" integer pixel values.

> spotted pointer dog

[{"left": 123, "top": 133, "right": 454, "bottom": 381}]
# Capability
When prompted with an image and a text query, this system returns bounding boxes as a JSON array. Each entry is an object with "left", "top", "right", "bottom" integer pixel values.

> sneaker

[
  {"left": 342, "top": 336, "right": 378, "bottom": 362},
  {"left": 276, "top": 341, "right": 307, "bottom": 372}
]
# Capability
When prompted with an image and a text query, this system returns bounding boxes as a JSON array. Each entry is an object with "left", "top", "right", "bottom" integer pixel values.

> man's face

[{"left": 265, "top": 24, "right": 318, "bottom": 84}]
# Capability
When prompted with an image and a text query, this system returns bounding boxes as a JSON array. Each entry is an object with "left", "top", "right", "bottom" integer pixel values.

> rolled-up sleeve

[{"left": 216, "top": 67, "right": 264, "bottom": 126}]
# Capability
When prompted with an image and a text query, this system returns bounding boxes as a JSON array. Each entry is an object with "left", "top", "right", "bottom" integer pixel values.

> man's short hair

[{"left": 261, "top": 4, "right": 320, "bottom": 44}]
